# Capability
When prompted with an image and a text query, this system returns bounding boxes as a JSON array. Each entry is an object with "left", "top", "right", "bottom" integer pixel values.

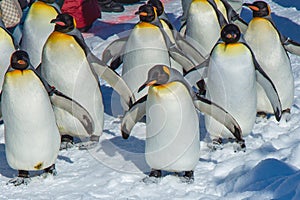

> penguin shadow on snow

[
  {"left": 0, "top": 144, "right": 16, "bottom": 178},
  {"left": 272, "top": 0, "right": 300, "bottom": 11},
  {"left": 241, "top": 7, "right": 300, "bottom": 42}
]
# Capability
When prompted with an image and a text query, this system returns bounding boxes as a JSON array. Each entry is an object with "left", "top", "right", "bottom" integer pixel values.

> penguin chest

[
  {"left": 245, "top": 19, "right": 293, "bottom": 111},
  {"left": 2, "top": 70, "right": 60, "bottom": 170},
  {"left": 145, "top": 82, "right": 200, "bottom": 171},
  {"left": 122, "top": 24, "right": 170, "bottom": 99},
  {"left": 206, "top": 44, "right": 257, "bottom": 136},
  {"left": 186, "top": 1, "right": 221, "bottom": 56},
  {"left": 42, "top": 33, "right": 103, "bottom": 137}
]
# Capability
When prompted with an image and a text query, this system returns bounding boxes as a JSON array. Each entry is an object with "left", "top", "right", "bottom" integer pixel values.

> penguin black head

[
  {"left": 221, "top": 24, "right": 241, "bottom": 44},
  {"left": 147, "top": 0, "right": 164, "bottom": 17},
  {"left": 10, "top": 50, "right": 30, "bottom": 70},
  {"left": 51, "top": 13, "right": 75, "bottom": 33},
  {"left": 135, "top": 4, "right": 157, "bottom": 23},
  {"left": 40, "top": 0, "right": 56, "bottom": 3},
  {"left": 243, "top": 1, "right": 270, "bottom": 17},
  {"left": 138, "top": 65, "right": 170, "bottom": 92}
]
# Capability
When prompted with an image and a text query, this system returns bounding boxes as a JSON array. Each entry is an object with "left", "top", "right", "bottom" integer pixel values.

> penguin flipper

[
  {"left": 255, "top": 68, "right": 282, "bottom": 121},
  {"left": 121, "top": 96, "right": 147, "bottom": 139},
  {"left": 50, "top": 90, "right": 95, "bottom": 135},
  {"left": 102, "top": 36, "right": 128, "bottom": 65},
  {"left": 284, "top": 38, "right": 300, "bottom": 57},
  {"left": 87, "top": 54, "right": 134, "bottom": 110},
  {"left": 169, "top": 45, "right": 196, "bottom": 72},
  {"left": 175, "top": 33, "right": 207, "bottom": 66},
  {"left": 193, "top": 95, "right": 243, "bottom": 142}
]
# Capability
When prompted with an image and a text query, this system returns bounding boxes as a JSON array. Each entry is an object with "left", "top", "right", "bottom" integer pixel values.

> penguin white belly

[
  {"left": 122, "top": 25, "right": 170, "bottom": 101},
  {"left": 245, "top": 19, "right": 294, "bottom": 112},
  {"left": 41, "top": 34, "right": 103, "bottom": 137},
  {"left": 186, "top": 2, "right": 221, "bottom": 57},
  {"left": 21, "top": 3, "right": 57, "bottom": 68},
  {"left": 0, "top": 29, "right": 15, "bottom": 90},
  {"left": 205, "top": 44, "right": 257, "bottom": 138},
  {"left": 2, "top": 70, "right": 60, "bottom": 171},
  {"left": 145, "top": 82, "right": 200, "bottom": 172}
]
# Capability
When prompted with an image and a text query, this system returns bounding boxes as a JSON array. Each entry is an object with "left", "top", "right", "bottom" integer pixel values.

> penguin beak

[
  {"left": 17, "top": 60, "right": 26, "bottom": 65},
  {"left": 242, "top": 3, "right": 259, "bottom": 11},
  {"left": 50, "top": 18, "right": 65, "bottom": 26},
  {"left": 138, "top": 80, "right": 157, "bottom": 93}
]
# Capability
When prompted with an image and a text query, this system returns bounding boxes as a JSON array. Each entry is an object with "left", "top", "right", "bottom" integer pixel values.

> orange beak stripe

[
  {"left": 17, "top": 60, "right": 26, "bottom": 65},
  {"left": 249, "top": 5, "right": 260, "bottom": 12},
  {"left": 146, "top": 80, "right": 157, "bottom": 86},
  {"left": 139, "top": 12, "right": 148, "bottom": 17}
]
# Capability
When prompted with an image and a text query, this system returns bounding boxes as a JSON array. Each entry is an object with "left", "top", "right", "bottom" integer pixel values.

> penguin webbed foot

[
  {"left": 7, "top": 170, "right": 31, "bottom": 186},
  {"left": 208, "top": 138, "right": 224, "bottom": 151},
  {"left": 280, "top": 108, "right": 291, "bottom": 122},
  {"left": 78, "top": 140, "right": 99, "bottom": 150},
  {"left": 41, "top": 164, "right": 57, "bottom": 178},
  {"left": 142, "top": 169, "right": 162, "bottom": 184},
  {"left": 60, "top": 135, "right": 75, "bottom": 150},
  {"left": 233, "top": 139, "right": 246, "bottom": 153},
  {"left": 179, "top": 171, "right": 194, "bottom": 184}
]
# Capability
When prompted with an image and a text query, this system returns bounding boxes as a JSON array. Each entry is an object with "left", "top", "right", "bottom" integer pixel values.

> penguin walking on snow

[
  {"left": 2, "top": 50, "right": 94, "bottom": 186},
  {"left": 243, "top": 1, "right": 294, "bottom": 118},
  {"left": 20, "top": 0, "right": 61, "bottom": 68},
  {"left": 121, "top": 65, "right": 243, "bottom": 183},
  {"left": 204, "top": 24, "right": 282, "bottom": 150},
  {"left": 41, "top": 13, "right": 133, "bottom": 150}
]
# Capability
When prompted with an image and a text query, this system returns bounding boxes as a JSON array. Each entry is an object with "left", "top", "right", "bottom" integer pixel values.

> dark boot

[
  {"left": 142, "top": 169, "right": 162, "bottom": 184},
  {"left": 98, "top": 0, "right": 124, "bottom": 12}
]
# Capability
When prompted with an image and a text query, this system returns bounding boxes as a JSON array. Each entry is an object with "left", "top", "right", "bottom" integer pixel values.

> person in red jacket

[{"left": 61, "top": 0, "right": 101, "bottom": 32}]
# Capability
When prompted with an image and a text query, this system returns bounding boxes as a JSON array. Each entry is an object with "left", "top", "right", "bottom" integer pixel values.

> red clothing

[{"left": 61, "top": 0, "right": 101, "bottom": 29}]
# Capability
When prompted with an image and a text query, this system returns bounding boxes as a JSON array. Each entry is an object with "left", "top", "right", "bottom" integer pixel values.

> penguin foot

[
  {"left": 280, "top": 109, "right": 291, "bottom": 122},
  {"left": 7, "top": 170, "right": 30, "bottom": 186},
  {"left": 41, "top": 164, "right": 57, "bottom": 178},
  {"left": 233, "top": 140, "right": 246, "bottom": 153},
  {"left": 208, "top": 138, "right": 224, "bottom": 151},
  {"left": 180, "top": 171, "right": 194, "bottom": 184},
  {"left": 60, "top": 141, "right": 75, "bottom": 150},
  {"left": 60, "top": 135, "right": 75, "bottom": 150},
  {"left": 142, "top": 169, "right": 162, "bottom": 184},
  {"left": 78, "top": 140, "right": 99, "bottom": 150}
]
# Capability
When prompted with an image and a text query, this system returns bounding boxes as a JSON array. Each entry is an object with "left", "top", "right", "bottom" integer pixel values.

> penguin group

[{"left": 0, "top": 0, "right": 299, "bottom": 186}]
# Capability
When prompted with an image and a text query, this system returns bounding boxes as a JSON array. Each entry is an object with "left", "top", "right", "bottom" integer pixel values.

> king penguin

[
  {"left": 243, "top": 1, "right": 294, "bottom": 117},
  {"left": 2, "top": 50, "right": 94, "bottom": 186},
  {"left": 121, "top": 4, "right": 177, "bottom": 102},
  {"left": 0, "top": 18, "right": 16, "bottom": 92},
  {"left": 121, "top": 64, "right": 243, "bottom": 183},
  {"left": 20, "top": 0, "right": 61, "bottom": 68},
  {"left": 204, "top": 24, "right": 282, "bottom": 150},
  {"left": 41, "top": 13, "right": 133, "bottom": 149}
]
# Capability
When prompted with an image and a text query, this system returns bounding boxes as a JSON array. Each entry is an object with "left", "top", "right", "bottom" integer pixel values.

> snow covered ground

[{"left": 1, "top": 0, "right": 300, "bottom": 199}]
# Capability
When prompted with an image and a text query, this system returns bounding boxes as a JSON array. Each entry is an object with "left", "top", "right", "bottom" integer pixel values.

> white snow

[{"left": 1, "top": 0, "right": 300, "bottom": 199}]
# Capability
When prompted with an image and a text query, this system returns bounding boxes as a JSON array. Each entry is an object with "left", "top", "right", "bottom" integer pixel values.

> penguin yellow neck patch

[{"left": 137, "top": 22, "right": 157, "bottom": 28}]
